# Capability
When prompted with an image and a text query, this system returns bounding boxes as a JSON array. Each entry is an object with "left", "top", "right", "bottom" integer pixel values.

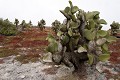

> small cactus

[
  {"left": 20, "top": 20, "right": 26, "bottom": 30},
  {"left": 14, "top": 18, "right": 19, "bottom": 28},
  {"left": 38, "top": 19, "right": 46, "bottom": 31},
  {"left": 110, "top": 21, "right": 120, "bottom": 36},
  {"left": 29, "top": 20, "right": 32, "bottom": 27}
]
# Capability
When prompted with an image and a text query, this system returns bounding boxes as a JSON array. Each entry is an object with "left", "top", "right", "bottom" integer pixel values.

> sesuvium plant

[
  {"left": 46, "top": 1, "right": 117, "bottom": 71},
  {"left": 38, "top": 19, "right": 46, "bottom": 31},
  {"left": 110, "top": 21, "right": 120, "bottom": 36}
]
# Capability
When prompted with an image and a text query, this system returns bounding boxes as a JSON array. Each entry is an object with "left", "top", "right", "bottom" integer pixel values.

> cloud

[{"left": 0, "top": 0, "right": 120, "bottom": 30}]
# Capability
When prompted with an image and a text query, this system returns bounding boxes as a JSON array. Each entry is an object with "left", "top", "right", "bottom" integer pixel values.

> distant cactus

[
  {"left": 14, "top": 18, "right": 19, "bottom": 28},
  {"left": 20, "top": 20, "right": 26, "bottom": 30},
  {"left": 38, "top": 19, "right": 46, "bottom": 31},
  {"left": 29, "top": 20, "right": 32, "bottom": 27},
  {"left": 110, "top": 21, "right": 120, "bottom": 36}
]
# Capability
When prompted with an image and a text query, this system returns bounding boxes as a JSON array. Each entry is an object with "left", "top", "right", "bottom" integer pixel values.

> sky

[{"left": 0, "top": 0, "right": 120, "bottom": 30}]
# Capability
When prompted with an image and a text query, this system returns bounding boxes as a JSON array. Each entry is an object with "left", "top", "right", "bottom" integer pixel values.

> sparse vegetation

[
  {"left": 0, "top": 48, "right": 18, "bottom": 58},
  {"left": 0, "top": 27, "right": 49, "bottom": 63},
  {"left": 15, "top": 54, "right": 40, "bottom": 64}
]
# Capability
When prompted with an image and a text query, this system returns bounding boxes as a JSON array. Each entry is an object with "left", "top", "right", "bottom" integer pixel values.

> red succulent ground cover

[
  {"left": 0, "top": 28, "right": 120, "bottom": 63},
  {"left": 0, "top": 28, "right": 120, "bottom": 69},
  {"left": 0, "top": 35, "right": 5, "bottom": 43},
  {"left": 4, "top": 28, "right": 49, "bottom": 48},
  {"left": 109, "top": 38, "right": 120, "bottom": 64},
  {"left": 21, "top": 40, "right": 48, "bottom": 47},
  {"left": 0, "top": 59, "right": 4, "bottom": 64},
  {"left": 0, "top": 27, "right": 52, "bottom": 63},
  {"left": 104, "top": 38, "right": 120, "bottom": 79}
]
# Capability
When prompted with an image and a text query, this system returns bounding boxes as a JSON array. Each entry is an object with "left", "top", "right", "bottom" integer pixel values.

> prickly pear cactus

[
  {"left": 14, "top": 18, "right": 19, "bottom": 28},
  {"left": 20, "top": 20, "right": 26, "bottom": 30},
  {"left": 110, "top": 21, "right": 120, "bottom": 36},
  {"left": 38, "top": 19, "right": 46, "bottom": 31},
  {"left": 51, "top": 20, "right": 61, "bottom": 34},
  {"left": 46, "top": 1, "right": 116, "bottom": 70}
]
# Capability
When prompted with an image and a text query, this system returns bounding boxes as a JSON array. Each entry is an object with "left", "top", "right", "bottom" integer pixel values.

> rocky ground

[
  {"left": 0, "top": 56, "right": 108, "bottom": 80},
  {"left": 0, "top": 28, "right": 120, "bottom": 80},
  {"left": 0, "top": 55, "right": 119, "bottom": 80}
]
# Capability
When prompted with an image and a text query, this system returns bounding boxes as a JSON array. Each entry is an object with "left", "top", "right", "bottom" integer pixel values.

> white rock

[
  {"left": 16, "top": 55, "right": 21, "bottom": 57},
  {"left": 78, "top": 46, "right": 87, "bottom": 53},
  {"left": 0, "top": 46, "right": 3, "bottom": 47},
  {"left": 54, "top": 65, "right": 59, "bottom": 68},
  {"left": 20, "top": 75, "right": 25, "bottom": 79},
  {"left": 96, "top": 38, "right": 106, "bottom": 46},
  {"left": 109, "top": 79, "right": 114, "bottom": 80},
  {"left": 42, "top": 52, "right": 52, "bottom": 62},
  {"left": 96, "top": 62, "right": 104, "bottom": 73},
  {"left": 4, "top": 73, "right": 10, "bottom": 77}
]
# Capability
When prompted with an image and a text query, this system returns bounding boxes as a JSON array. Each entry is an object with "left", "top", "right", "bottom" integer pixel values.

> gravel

[
  {"left": 0, "top": 56, "right": 73, "bottom": 80},
  {"left": 0, "top": 56, "right": 119, "bottom": 80}
]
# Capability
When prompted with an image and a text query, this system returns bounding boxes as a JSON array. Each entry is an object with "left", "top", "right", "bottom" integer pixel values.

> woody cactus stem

[{"left": 46, "top": 1, "right": 116, "bottom": 71}]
